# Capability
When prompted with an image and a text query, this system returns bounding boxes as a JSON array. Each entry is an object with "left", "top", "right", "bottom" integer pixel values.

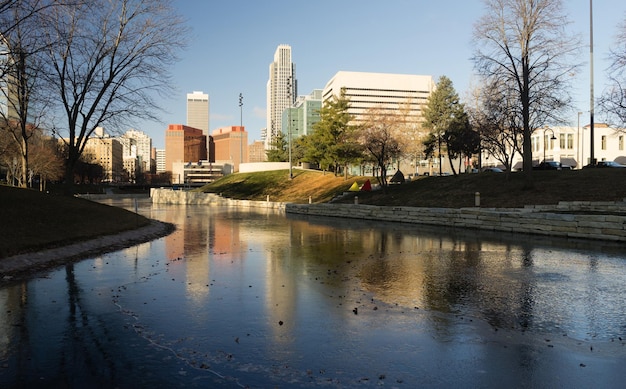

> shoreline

[{"left": 0, "top": 219, "right": 175, "bottom": 282}]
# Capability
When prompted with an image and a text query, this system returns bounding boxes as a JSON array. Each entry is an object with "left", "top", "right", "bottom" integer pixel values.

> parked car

[
  {"left": 533, "top": 161, "right": 571, "bottom": 170},
  {"left": 583, "top": 160, "right": 626, "bottom": 169},
  {"left": 482, "top": 167, "right": 503, "bottom": 173}
]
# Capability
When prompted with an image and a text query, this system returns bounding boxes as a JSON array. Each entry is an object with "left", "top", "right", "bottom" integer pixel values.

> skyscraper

[
  {"left": 187, "top": 90, "right": 209, "bottom": 132},
  {"left": 266, "top": 44, "right": 296, "bottom": 150}
]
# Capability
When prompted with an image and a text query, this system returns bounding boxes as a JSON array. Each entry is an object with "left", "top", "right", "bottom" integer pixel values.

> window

[
  {"left": 567, "top": 134, "right": 574, "bottom": 149},
  {"left": 559, "top": 134, "right": 565, "bottom": 149},
  {"left": 601, "top": 135, "right": 607, "bottom": 150},
  {"left": 620, "top": 136, "right": 624, "bottom": 151}
]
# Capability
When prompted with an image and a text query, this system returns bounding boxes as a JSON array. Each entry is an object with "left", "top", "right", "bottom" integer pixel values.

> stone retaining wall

[
  {"left": 150, "top": 188, "right": 286, "bottom": 210},
  {"left": 150, "top": 189, "right": 626, "bottom": 242}
]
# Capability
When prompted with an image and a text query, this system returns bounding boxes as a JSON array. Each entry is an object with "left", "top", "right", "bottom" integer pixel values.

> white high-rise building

[
  {"left": 187, "top": 91, "right": 209, "bottom": 132},
  {"left": 155, "top": 148, "right": 166, "bottom": 173},
  {"left": 118, "top": 129, "right": 153, "bottom": 175},
  {"left": 266, "top": 44, "right": 296, "bottom": 149},
  {"left": 322, "top": 71, "right": 435, "bottom": 125}
]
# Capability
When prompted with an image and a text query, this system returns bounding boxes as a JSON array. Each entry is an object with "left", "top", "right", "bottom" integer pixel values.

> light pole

[
  {"left": 287, "top": 76, "right": 293, "bottom": 179},
  {"left": 239, "top": 93, "right": 243, "bottom": 171},
  {"left": 543, "top": 128, "right": 557, "bottom": 163},
  {"left": 577, "top": 111, "right": 583, "bottom": 168},
  {"left": 589, "top": 0, "right": 595, "bottom": 165}
]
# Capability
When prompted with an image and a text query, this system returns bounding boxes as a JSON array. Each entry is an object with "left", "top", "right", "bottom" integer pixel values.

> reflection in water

[{"left": 1, "top": 201, "right": 626, "bottom": 388}]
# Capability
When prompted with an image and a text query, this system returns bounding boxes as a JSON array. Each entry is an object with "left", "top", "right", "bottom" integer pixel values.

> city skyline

[{"left": 136, "top": 0, "right": 624, "bottom": 149}]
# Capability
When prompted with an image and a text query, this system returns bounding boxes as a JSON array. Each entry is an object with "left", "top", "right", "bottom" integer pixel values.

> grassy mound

[
  {"left": 0, "top": 186, "right": 150, "bottom": 258},
  {"left": 198, "top": 169, "right": 369, "bottom": 203},
  {"left": 200, "top": 168, "right": 626, "bottom": 209}
]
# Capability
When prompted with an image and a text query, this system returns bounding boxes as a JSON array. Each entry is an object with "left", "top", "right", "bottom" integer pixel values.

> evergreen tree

[
  {"left": 308, "top": 88, "right": 358, "bottom": 174},
  {"left": 266, "top": 131, "right": 288, "bottom": 162},
  {"left": 422, "top": 76, "right": 467, "bottom": 176}
]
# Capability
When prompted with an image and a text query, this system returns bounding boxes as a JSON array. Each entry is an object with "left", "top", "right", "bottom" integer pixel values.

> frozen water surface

[{"left": 1, "top": 199, "right": 626, "bottom": 388}]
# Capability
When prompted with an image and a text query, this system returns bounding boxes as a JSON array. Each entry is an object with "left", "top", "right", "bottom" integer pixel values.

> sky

[{"left": 139, "top": 0, "right": 626, "bottom": 149}]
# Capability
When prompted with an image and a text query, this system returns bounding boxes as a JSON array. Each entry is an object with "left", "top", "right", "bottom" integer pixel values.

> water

[{"left": 1, "top": 199, "right": 626, "bottom": 388}]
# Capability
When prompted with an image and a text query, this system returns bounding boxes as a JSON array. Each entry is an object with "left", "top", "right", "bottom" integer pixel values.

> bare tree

[
  {"left": 472, "top": 0, "right": 580, "bottom": 186},
  {"left": 600, "top": 16, "right": 626, "bottom": 128},
  {"left": 1, "top": 0, "right": 59, "bottom": 38},
  {"left": 395, "top": 97, "right": 426, "bottom": 176},
  {"left": 469, "top": 78, "right": 524, "bottom": 174},
  {"left": 0, "top": 0, "right": 55, "bottom": 187},
  {"left": 39, "top": 0, "right": 188, "bottom": 192},
  {"left": 358, "top": 106, "right": 403, "bottom": 190}
]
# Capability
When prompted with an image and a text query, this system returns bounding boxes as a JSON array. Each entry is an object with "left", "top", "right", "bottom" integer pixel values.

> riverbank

[
  {"left": 0, "top": 219, "right": 175, "bottom": 281},
  {"left": 152, "top": 188, "right": 626, "bottom": 242}
]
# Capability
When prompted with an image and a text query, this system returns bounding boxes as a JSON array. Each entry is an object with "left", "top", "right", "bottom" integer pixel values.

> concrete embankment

[{"left": 150, "top": 189, "right": 626, "bottom": 242}]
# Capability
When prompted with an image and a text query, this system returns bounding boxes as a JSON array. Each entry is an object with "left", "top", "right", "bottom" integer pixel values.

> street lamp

[
  {"left": 543, "top": 128, "right": 557, "bottom": 163},
  {"left": 577, "top": 111, "right": 583, "bottom": 168}
]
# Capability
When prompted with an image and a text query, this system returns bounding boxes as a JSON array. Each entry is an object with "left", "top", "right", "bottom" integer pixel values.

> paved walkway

[{"left": 0, "top": 220, "right": 175, "bottom": 281}]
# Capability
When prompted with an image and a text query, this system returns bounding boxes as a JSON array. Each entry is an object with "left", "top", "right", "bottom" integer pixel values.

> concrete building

[
  {"left": 82, "top": 127, "right": 123, "bottom": 182},
  {"left": 187, "top": 91, "right": 209, "bottom": 132},
  {"left": 187, "top": 91, "right": 210, "bottom": 151},
  {"left": 484, "top": 123, "right": 626, "bottom": 171},
  {"left": 165, "top": 124, "right": 208, "bottom": 183},
  {"left": 118, "top": 129, "right": 152, "bottom": 181},
  {"left": 322, "top": 71, "right": 435, "bottom": 176},
  {"left": 282, "top": 89, "right": 322, "bottom": 140},
  {"left": 322, "top": 71, "right": 434, "bottom": 125},
  {"left": 266, "top": 44, "right": 296, "bottom": 149},
  {"left": 0, "top": 41, "right": 18, "bottom": 121},
  {"left": 172, "top": 161, "right": 224, "bottom": 186},
  {"left": 248, "top": 140, "right": 266, "bottom": 163},
  {"left": 212, "top": 126, "right": 248, "bottom": 172},
  {"left": 155, "top": 148, "right": 166, "bottom": 173}
]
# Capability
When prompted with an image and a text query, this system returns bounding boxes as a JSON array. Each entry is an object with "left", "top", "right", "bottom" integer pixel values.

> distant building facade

[
  {"left": 212, "top": 126, "right": 248, "bottom": 172},
  {"left": 165, "top": 124, "right": 208, "bottom": 182},
  {"left": 81, "top": 127, "right": 123, "bottom": 182},
  {"left": 155, "top": 148, "right": 166, "bottom": 173},
  {"left": 513, "top": 123, "right": 626, "bottom": 170},
  {"left": 118, "top": 129, "right": 152, "bottom": 181},
  {"left": 266, "top": 44, "right": 296, "bottom": 149},
  {"left": 322, "top": 71, "right": 434, "bottom": 125},
  {"left": 248, "top": 140, "right": 266, "bottom": 163},
  {"left": 187, "top": 91, "right": 209, "bottom": 132},
  {"left": 282, "top": 89, "right": 322, "bottom": 140}
]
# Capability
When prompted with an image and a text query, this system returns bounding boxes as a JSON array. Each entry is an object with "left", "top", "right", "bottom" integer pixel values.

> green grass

[
  {"left": 331, "top": 169, "right": 626, "bottom": 208},
  {"left": 201, "top": 168, "right": 626, "bottom": 209},
  {"left": 0, "top": 185, "right": 150, "bottom": 259},
  {"left": 198, "top": 169, "right": 370, "bottom": 203}
]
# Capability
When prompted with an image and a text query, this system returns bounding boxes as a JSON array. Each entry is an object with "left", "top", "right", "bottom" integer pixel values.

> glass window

[
  {"left": 601, "top": 136, "right": 607, "bottom": 150},
  {"left": 567, "top": 134, "right": 573, "bottom": 149}
]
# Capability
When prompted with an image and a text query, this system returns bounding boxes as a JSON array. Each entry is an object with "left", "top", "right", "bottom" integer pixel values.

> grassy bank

[
  {"left": 0, "top": 185, "right": 150, "bottom": 259},
  {"left": 198, "top": 169, "right": 370, "bottom": 203},
  {"left": 201, "top": 168, "right": 626, "bottom": 209},
  {"left": 3, "top": 168, "right": 625, "bottom": 259}
]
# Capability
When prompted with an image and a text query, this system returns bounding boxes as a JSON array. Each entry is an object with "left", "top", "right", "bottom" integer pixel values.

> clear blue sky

[{"left": 141, "top": 0, "right": 625, "bottom": 149}]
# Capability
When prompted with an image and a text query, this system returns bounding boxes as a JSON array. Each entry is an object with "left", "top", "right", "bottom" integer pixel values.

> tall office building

[
  {"left": 322, "top": 71, "right": 434, "bottom": 125},
  {"left": 118, "top": 129, "right": 153, "bottom": 175},
  {"left": 282, "top": 89, "right": 322, "bottom": 140},
  {"left": 266, "top": 44, "right": 296, "bottom": 150},
  {"left": 164, "top": 124, "right": 207, "bottom": 176},
  {"left": 187, "top": 90, "right": 209, "bottom": 133},
  {"left": 212, "top": 126, "right": 248, "bottom": 172}
]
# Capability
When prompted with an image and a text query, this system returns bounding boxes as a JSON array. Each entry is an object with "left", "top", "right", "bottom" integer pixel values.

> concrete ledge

[
  {"left": 285, "top": 202, "right": 626, "bottom": 242},
  {"left": 150, "top": 189, "right": 626, "bottom": 242}
]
